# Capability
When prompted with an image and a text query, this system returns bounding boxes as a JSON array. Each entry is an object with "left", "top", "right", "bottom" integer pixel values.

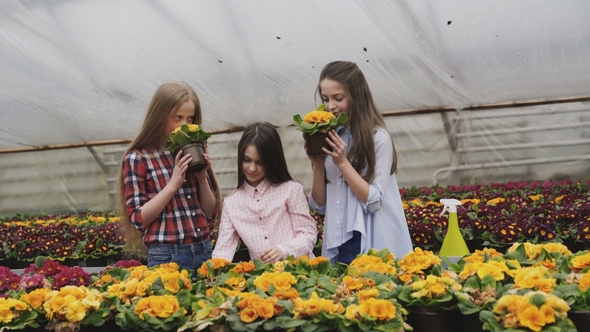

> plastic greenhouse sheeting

[{"left": 1, "top": 0, "right": 590, "bottom": 215}]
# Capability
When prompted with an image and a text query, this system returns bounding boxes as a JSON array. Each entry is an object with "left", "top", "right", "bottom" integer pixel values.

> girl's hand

[
  {"left": 171, "top": 151, "right": 192, "bottom": 190},
  {"left": 196, "top": 152, "right": 212, "bottom": 181},
  {"left": 260, "top": 246, "right": 284, "bottom": 264},
  {"left": 325, "top": 130, "right": 347, "bottom": 167}
]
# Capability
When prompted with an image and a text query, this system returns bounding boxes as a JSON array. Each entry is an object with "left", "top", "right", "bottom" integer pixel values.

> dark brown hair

[{"left": 237, "top": 122, "right": 292, "bottom": 187}]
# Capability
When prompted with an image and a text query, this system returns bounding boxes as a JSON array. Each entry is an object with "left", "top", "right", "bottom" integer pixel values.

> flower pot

[
  {"left": 461, "top": 312, "right": 484, "bottom": 332},
  {"left": 176, "top": 142, "right": 207, "bottom": 173},
  {"left": 569, "top": 310, "right": 590, "bottom": 331},
  {"left": 305, "top": 132, "right": 332, "bottom": 155},
  {"left": 233, "top": 248, "right": 250, "bottom": 263},
  {"left": 406, "top": 310, "right": 461, "bottom": 332}
]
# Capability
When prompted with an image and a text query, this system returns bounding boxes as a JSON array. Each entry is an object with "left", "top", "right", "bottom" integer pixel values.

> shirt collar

[{"left": 243, "top": 178, "right": 271, "bottom": 196}]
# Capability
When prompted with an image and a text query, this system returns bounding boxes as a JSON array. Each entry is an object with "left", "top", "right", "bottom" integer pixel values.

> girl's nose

[{"left": 326, "top": 101, "right": 336, "bottom": 111}]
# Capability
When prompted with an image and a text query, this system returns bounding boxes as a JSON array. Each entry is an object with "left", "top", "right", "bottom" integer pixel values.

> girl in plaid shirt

[
  {"left": 117, "top": 81, "right": 221, "bottom": 271},
  {"left": 212, "top": 122, "right": 318, "bottom": 263}
]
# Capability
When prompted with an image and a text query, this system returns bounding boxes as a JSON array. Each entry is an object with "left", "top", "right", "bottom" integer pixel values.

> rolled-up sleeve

[{"left": 123, "top": 152, "right": 147, "bottom": 231}]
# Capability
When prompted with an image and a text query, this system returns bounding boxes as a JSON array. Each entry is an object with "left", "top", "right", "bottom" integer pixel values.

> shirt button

[
  {"left": 184, "top": 179, "right": 186, "bottom": 182},
  {"left": 197, "top": 228, "right": 200, "bottom": 231},
  {"left": 336, "top": 220, "right": 341, "bottom": 225},
  {"left": 187, "top": 195, "right": 191, "bottom": 199},
  {"left": 337, "top": 181, "right": 341, "bottom": 185},
  {"left": 257, "top": 199, "right": 259, "bottom": 202},
  {"left": 259, "top": 217, "right": 262, "bottom": 220},
  {"left": 265, "top": 236, "right": 268, "bottom": 239},
  {"left": 192, "top": 213, "right": 196, "bottom": 216},
  {"left": 336, "top": 201, "right": 340, "bottom": 205}
]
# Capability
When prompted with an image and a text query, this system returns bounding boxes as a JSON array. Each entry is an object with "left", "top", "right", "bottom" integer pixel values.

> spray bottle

[{"left": 438, "top": 199, "right": 470, "bottom": 260}]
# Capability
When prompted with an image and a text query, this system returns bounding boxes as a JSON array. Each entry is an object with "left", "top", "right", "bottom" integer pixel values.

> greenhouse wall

[{"left": 1, "top": 102, "right": 589, "bottom": 217}]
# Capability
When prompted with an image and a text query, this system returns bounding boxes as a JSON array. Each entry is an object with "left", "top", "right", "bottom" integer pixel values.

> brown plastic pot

[{"left": 176, "top": 142, "right": 207, "bottom": 173}]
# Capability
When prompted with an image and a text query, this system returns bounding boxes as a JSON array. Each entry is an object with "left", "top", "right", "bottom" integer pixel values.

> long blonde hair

[
  {"left": 116, "top": 81, "right": 222, "bottom": 254},
  {"left": 317, "top": 61, "right": 397, "bottom": 183}
]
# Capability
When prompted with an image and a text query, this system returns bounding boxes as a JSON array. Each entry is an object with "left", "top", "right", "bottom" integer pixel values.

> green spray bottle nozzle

[{"left": 438, "top": 198, "right": 470, "bottom": 260}]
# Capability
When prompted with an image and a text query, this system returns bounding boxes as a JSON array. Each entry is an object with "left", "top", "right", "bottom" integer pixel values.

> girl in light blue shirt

[{"left": 306, "top": 61, "right": 413, "bottom": 265}]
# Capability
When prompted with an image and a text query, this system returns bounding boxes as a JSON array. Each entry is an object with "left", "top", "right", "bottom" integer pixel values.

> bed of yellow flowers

[{"left": 4, "top": 242, "right": 590, "bottom": 331}]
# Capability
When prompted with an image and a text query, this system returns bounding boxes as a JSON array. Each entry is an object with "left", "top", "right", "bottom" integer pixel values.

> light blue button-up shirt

[{"left": 309, "top": 125, "right": 413, "bottom": 263}]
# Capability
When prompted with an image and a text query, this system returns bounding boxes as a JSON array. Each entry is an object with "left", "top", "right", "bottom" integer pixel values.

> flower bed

[
  {"left": 0, "top": 212, "right": 126, "bottom": 268},
  {"left": 3, "top": 243, "right": 590, "bottom": 331},
  {"left": 402, "top": 179, "right": 590, "bottom": 253},
  {"left": 2, "top": 180, "right": 589, "bottom": 267}
]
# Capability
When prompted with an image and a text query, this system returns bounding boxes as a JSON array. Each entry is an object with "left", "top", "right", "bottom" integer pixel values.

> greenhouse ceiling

[{"left": 1, "top": 0, "right": 590, "bottom": 152}]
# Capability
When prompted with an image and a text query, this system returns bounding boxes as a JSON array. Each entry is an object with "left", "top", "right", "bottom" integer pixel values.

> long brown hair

[
  {"left": 316, "top": 61, "right": 397, "bottom": 182},
  {"left": 116, "top": 81, "right": 222, "bottom": 254}
]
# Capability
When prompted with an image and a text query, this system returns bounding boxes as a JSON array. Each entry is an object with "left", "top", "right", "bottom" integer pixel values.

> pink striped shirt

[{"left": 212, "top": 179, "right": 317, "bottom": 261}]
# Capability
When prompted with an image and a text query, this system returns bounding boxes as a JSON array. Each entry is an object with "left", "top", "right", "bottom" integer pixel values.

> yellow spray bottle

[{"left": 438, "top": 199, "right": 470, "bottom": 260}]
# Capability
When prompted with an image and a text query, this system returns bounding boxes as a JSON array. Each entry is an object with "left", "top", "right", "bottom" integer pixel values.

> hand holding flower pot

[
  {"left": 165, "top": 124, "right": 212, "bottom": 173},
  {"left": 293, "top": 104, "right": 348, "bottom": 155}
]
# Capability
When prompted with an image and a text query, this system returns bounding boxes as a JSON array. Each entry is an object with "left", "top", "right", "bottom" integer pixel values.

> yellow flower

[
  {"left": 232, "top": 261, "right": 255, "bottom": 274},
  {"left": 357, "top": 288, "right": 380, "bottom": 301},
  {"left": 160, "top": 272, "right": 183, "bottom": 294},
  {"left": 20, "top": 288, "right": 52, "bottom": 309},
  {"left": 274, "top": 288, "right": 299, "bottom": 300},
  {"left": 459, "top": 261, "right": 483, "bottom": 280},
  {"left": 303, "top": 111, "right": 333, "bottom": 124},
  {"left": 571, "top": 252, "right": 590, "bottom": 272},
  {"left": 579, "top": 272, "right": 590, "bottom": 292},
  {"left": 273, "top": 261, "right": 285, "bottom": 272},
  {"left": 272, "top": 273, "right": 297, "bottom": 291},
  {"left": 477, "top": 263, "right": 505, "bottom": 281},
  {"left": 134, "top": 295, "right": 180, "bottom": 319},
  {"left": 0, "top": 298, "right": 29, "bottom": 324},
  {"left": 342, "top": 276, "right": 364, "bottom": 291},
  {"left": 358, "top": 298, "right": 396, "bottom": 321},
  {"left": 398, "top": 247, "right": 441, "bottom": 275},
  {"left": 518, "top": 305, "right": 545, "bottom": 331},
  {"left": 345, "top": 304, "right": 359, "bottom": 320},
  {"left": 253, "top": 274, "right": 274, "bottom": 292},
  {"left": 240, "top": 307, "right": 258, "bottom": 323},
  {"left": 486, "top": 197, "right": 506, "bottom": 205},
  {"left": 541, "top": 242, "right": 571, "bottom": 256},
  {"left": 225, "top": 277, "right": 247, "bottom": 291},
  {"left": 187, "top": 124, "right": 199, "bottom": 132},
  {"left": 65, "top": 301, "right": 87, "bottom": 322},
  {"left": 529, "top": 194, "right": 543, "bottom": 201}
]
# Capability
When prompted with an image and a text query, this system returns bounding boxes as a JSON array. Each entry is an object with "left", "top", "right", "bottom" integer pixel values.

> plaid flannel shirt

[{"left": 123, "top": 149, "right": 211, "bottom": 245}]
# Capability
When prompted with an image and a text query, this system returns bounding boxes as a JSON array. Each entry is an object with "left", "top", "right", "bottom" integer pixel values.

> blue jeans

[
  {"left": 336, "top": 231, "right": 361, "bottom": 265},
  {"left": 147, "top": 240, "right": 212, "bottom": 271}
]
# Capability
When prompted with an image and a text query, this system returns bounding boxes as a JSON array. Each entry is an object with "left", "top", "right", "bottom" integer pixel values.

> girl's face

[
  {"left": 164, "top": 100, "right": 195, "bottom": 135},
  {"left": 320, "top": 78, "right": 350, "bottom": 123},
  {"left": 242, "top": 144, "right": 265, "bottom": 187}
]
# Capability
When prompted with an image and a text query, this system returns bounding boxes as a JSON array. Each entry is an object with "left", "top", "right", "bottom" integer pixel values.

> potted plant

[
  {"left": 166, "top": 124, "right": 212, "bottom": 173},
  {"left": 479, "top": 290, "right": 576, "bottom": 331},
  {"left": 293, "top": 104, "right": 348, "bottom": 155}
]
